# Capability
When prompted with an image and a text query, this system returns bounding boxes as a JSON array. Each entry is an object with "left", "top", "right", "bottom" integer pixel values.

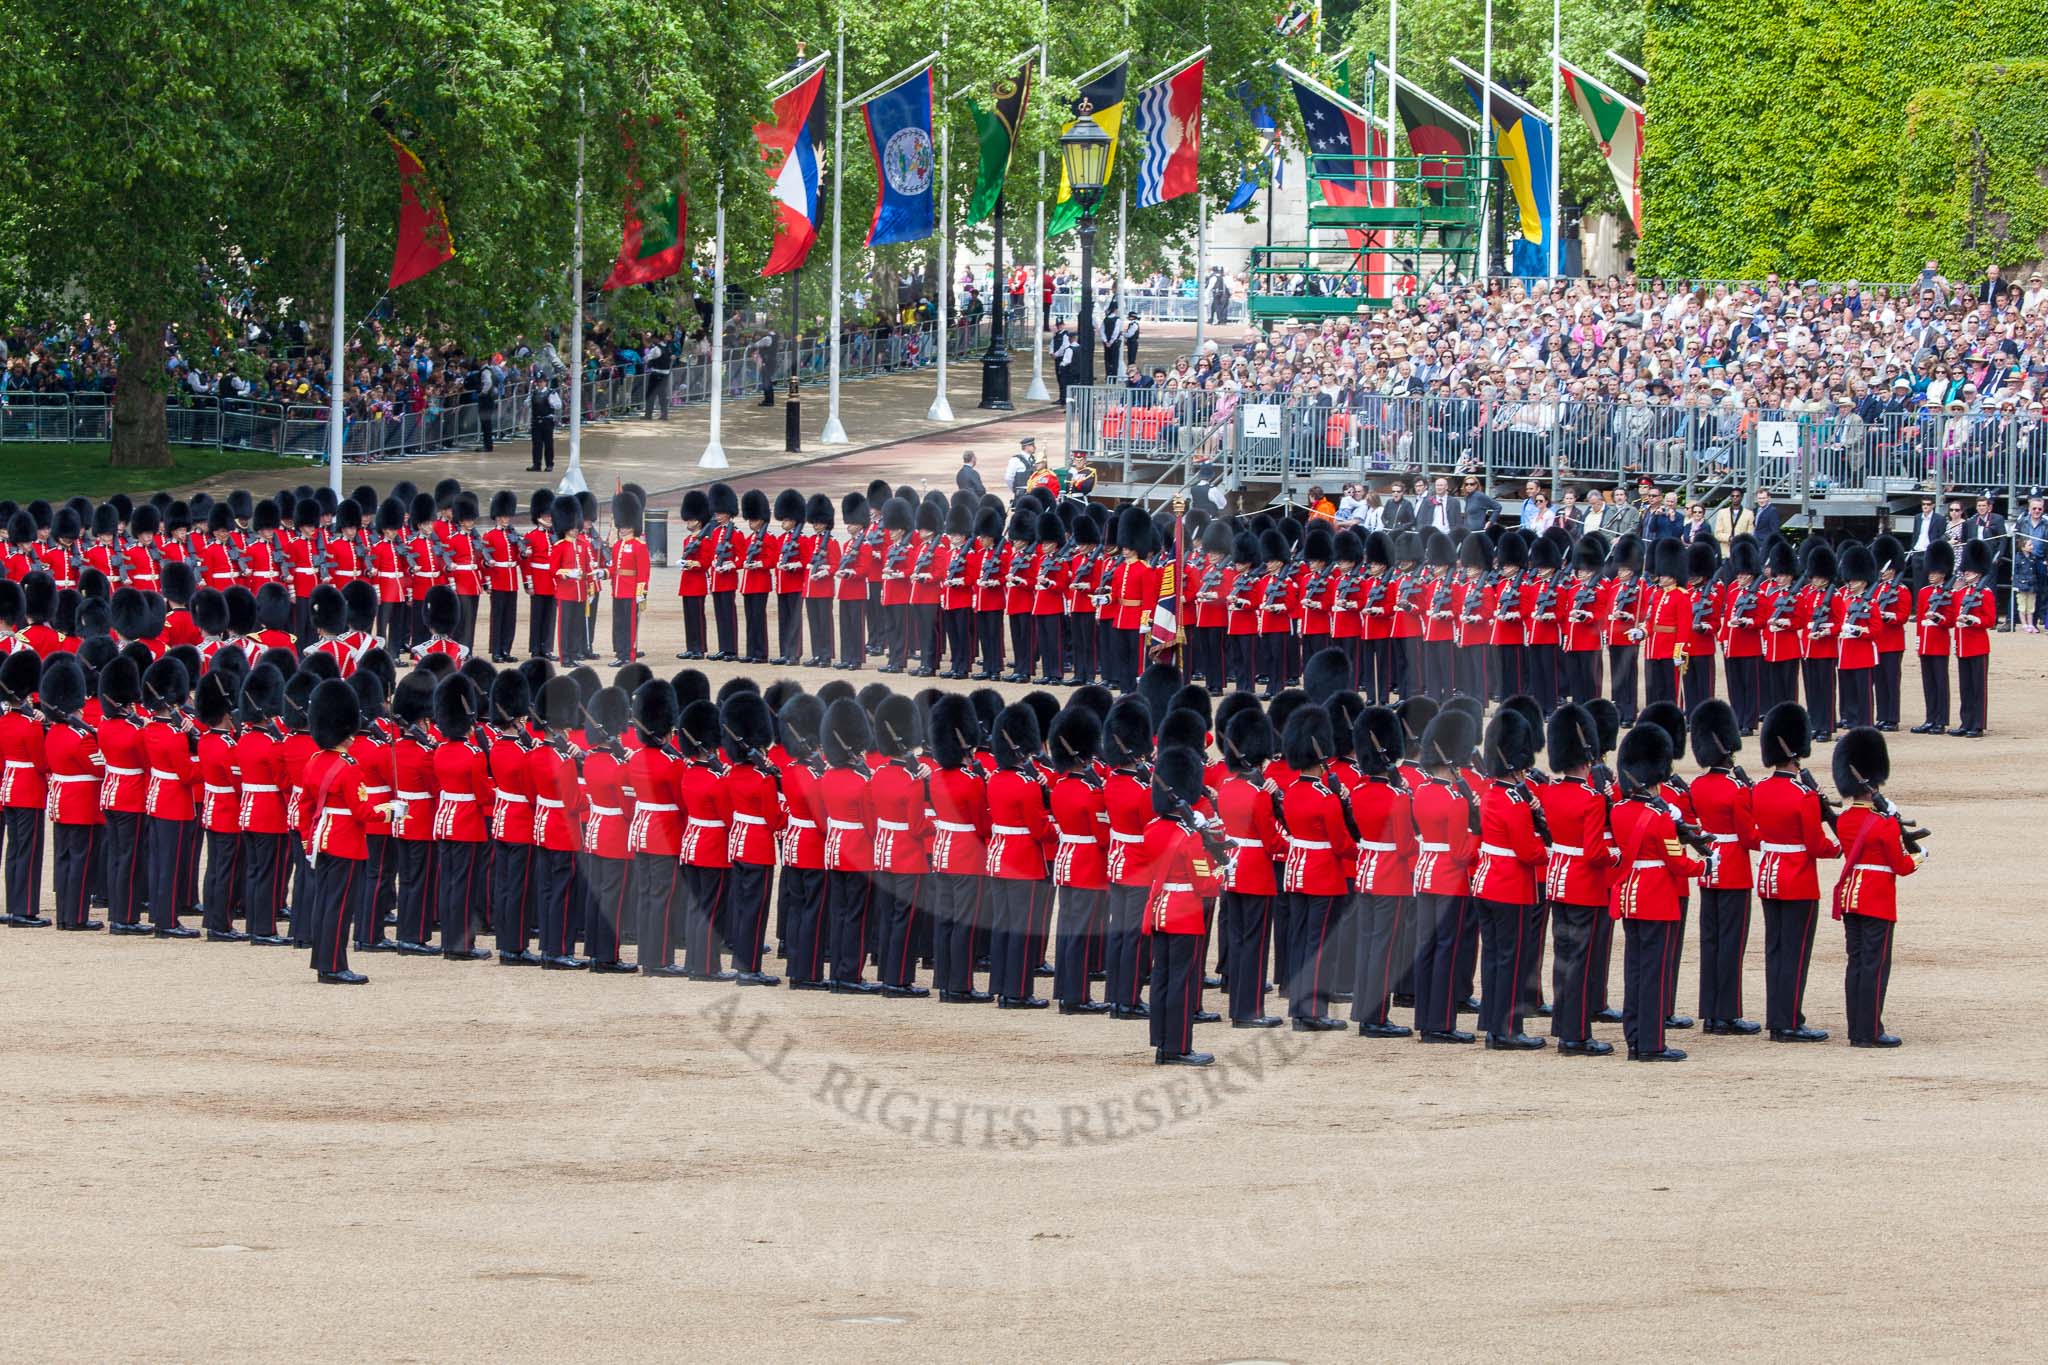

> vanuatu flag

[
  {"left": 1561, "top": 59, "right": 1643, "bottom": 233},
  {"left": 967, "top": 60, "right": 1033, "bottom": 226},
  {"left": 1050, "top": 60, "right": 1129, "bottom": 237},
  {"left": 603, "top": 116, "right": 687, "bottom": 290}
]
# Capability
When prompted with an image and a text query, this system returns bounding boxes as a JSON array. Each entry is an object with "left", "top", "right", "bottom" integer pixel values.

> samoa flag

[{"left": 864, "top": 69, "right": 935, "bottom": 246}]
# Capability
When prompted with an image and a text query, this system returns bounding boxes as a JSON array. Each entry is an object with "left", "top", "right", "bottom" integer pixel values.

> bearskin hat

[
  {"left": 158, "top": 560, "right": 194, "bottom": 607},
  {"left": 1458, "top": 532, "right": 1492, "bottom": 572},
  {"left": 719, "top": 690, "right": 776, "bottom": 762},
  {"left": 986, "top": 702, "right": 1038, "bottom": 770},
  {"left": 1760, "top": 701, "right": 1812, "bottom": 764},
  {"left": 1424, "top": 529, "right": 1455, "bottom": 567},
  {"left": 1396, "top": 696, "right": 1439, "bottom": 758},
  {"left": 299, "top": 651, "right": 342, "bottom": 683},
  {"left": 1221, "top": 706, "right": 1275, "bottom": 773},
  {"left": 1832, "top": 726, "right": 1889, "bottom": 798},
  {"left": 872, "top": 694, "right": 921, "bottom": 758},
  {"left": 1531, "top": 535, "right": 1562, "bottom": 573},
  {"left": 1636, "top": 700, "right": 1686, "bottom": 752},
  {"left": 1150, "top": 745, "right": 1208, "bottom": 818},
  {"left": 485, "top": 490, "right": 517, "bottom": 522},
  {"left": 432, "top": 478, "right": 462, "bottom": 510},
  {"left": 1157, "top": 707, "right": 1208, "bottom": 755},
  {"left": 1959, "top": 539, "right": 1991, "bottom": 578},
  {"left": 675, "top": 699, "right": 720, "bottom": 757},
  {"left": 805, "top": 493, "right": 836, "bottom": 529},
  {"left": 1484, "top": 708, "right": 1536, "bottom": 778},
  {"left": 1727, "top": 537, "right": 1762, "bottom": 579},
  {"left": 192, "top": 670, "right": 236, "bottom": 728},
  {"left": 1281, "top": 702, "right": 1334, "bottom": 771},
  {"left": 0, "top": 648, "right": 39, "bottom": 703},
  {"left": 236, "top": 663, "right": 285, "bottom": 724},
  {"left": 1838, "top": 540, "right": 1876, "bottom": 584},
  {"left": 419, "top": 584, "right": 456, "bottom": 638},
  {"left": 772, "top": 489, "right": 806, "bottom": 525},
  {"left": 1043, "top": 705, "right": 1100, "bottom": 773},
  {"left": 613, "top": 491, "right": 643, "bottom": 538},
  {"left": 408, "top": 492, "right": 436, "bottom": 530},
  {"left": 1495, "top": 533, "right": 1529, "bottom": 571},
  {"left": 632, "top": 679, "right": 677, "bottom": 742},
  {"left": 301, "top": 584, "right": 344, "bottom": 637},
  {"left": 38, "top": 653, "right": 87, "bottom": 714},
  {"left": 1650, "top": 536, "right": 1686, "bottom": 582},
  {"left": 529, "top": 489, "right": 555, "bottom": 523},
  {"left": 1354, "top": 705, "right": 1404, "bottom": 775},
  {"left": 1420, "top": 707, "right": 1478, "bottom": 769},
  {"left": 1546, "top": 703, "right": 1598, "bottom": 773},
  {"left": 1689, "top": 698, "right": 1742, "bottom": 768},
  {"left": 142, "top": 655, "right": 190, "bottom": 710},
  {"left": 1585, "top": 697, "right": 1621, "bottom": 758},
  {"left": 819, "top": 697, "right": 871, "bottom": 768},
  {"left": 1805, "top": 542, "right": 1837, "bottom": 583},
  {"left": 489, "top": 669, "right": 530, "bottom": 725},
  {"left": 1302, "top": 646, "right": 1355, "bottom": 706},
  {"left": 840, "top": 492, "right": 870, "bottom": 528},
  {"left": 1617, "top": 723, "right": 1673, "bottom": 792},
  {"left": 775, "top": 693, "right": 823, "bottom": 761},
  {"left": 97, "top": 654, "right": 141, "bottom": 708},
  {"left": 585, "top": 686, "right": 630, "bottom": 745},
  {"left": 375, "top": 498, "right": 407, "bottom": 535},
  {"left": 254, "top": 582, "right": 293, "bottom": 634},
  {"left": 1102, "top": 696, "right": 1155, "bottom": 765},
  {"left": 1924, "top": 540, "right": 1955, "bottom": 580},
  {"left": 553, "top": 493, "right": 581, "bottom": 535},
  {"left": 347, "top": 669, "right": 386, "bottom": 721},
  {"left": 1266, "top": 687, "right": 1311, "bottom": 739},
  {"left": 0, "top": 581, "right": 19, "bottom": 630},
  {"left": 672, "top": 670, "right": 710, "bottom": 708},
  {"left": 925, "top": 694, "right": 979, "bottom": 769},
  {"left": 1115, "top": 504, "right": 1156, "bottom": 557},
  {"left": 90, "top": 504, "right": 119, "bottom": 540},
  {"left": 816, "top": 679, "right": 856, "bottom": 711},
  {"left": 705, "top": 482, "right": 738, "bottom": 519},
  {"left": 1503, "top": 694, "right": 1544, "bottom": 746}
]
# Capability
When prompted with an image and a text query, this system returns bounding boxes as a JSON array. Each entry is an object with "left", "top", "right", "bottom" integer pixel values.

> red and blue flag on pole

[
  {"left": 862, "top": 68, "right": 936, "bottom": 246},
  {"left": 755, "top": 65, "right": 826, "bottom": 276}
]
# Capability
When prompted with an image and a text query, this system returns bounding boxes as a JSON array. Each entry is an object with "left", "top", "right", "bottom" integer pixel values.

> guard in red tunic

[
  {"left": 1687, "top": 699, "right": 1761, "bottom": 1035},
  {"left": 484, "top": 672, "right": 540, "bottom": 966},
  {"left": 522, "top": 492, "right": 557, "bottom": 660},
  {"left": 1207, "top": 707, "right": 1280, "bottom": 1027},
  {"left": 346, "top": 671, "right": 397, "bottom": 955},
  {"left": 816, "top": 698, "right": 882, "bottom": 992},
  {"left": 801, "top": 495, "right": 840, "bottom": 669},
  {"left": 833, "top": 494, "right": 874, "bottom": 670},
  {"left": 302, "top": 679, "right": 372, "bottom": 984},
  {"left": 1045, "top": 706, "right": 1110, "bottom": 1014},
  {"left": 41, "top": 655, "right": 102, "bottom": 930},
  {"left": 1469, "top": 709, "right": 1548, "bottom": 1050},
  {"left": 441, "top": 494, "right": 482, "bottom": 651},
  {"left": 922, "top": 694, "right": 990, "bottom": 1002},
  {"left": 1870, "top": 536, "right": 1910, "bottom": 731},
  {"left": 1347, "top": 705, "right": 1417, "bottom": 1037},
  {"left": 480, "top": 491, "right": 523, "bottom": 661},
  {"left": 1829, "top": 727, "right": 1925, "bottom": 1047},
  {"left": 1681, "top": 540, "right": 1721, "bottom": 715},
  {"left": 191, "top": 671, "right": 244, "bottom": 939},
  {"left": 1609, "top": 724, "right": 1705, "bottom": 1061},
  {"left": 737, "top": 489, "right": 777, "bottom": 665},
  {"left": 1030, "top": 512, "right": 1070, "bottom": 683},
  {"left": 703, "top": 483, "right": 743, "bottom": 661},
  {"left": 95, "top": 656, "right": 152, "bottom": 933},
  {"left": 0, "top": 651, "right": 47, "bottom": 926},
  {"left": 230, "top": 665, "right": 292, "bottom": 945},
  {"left": 1098, "top": 698, "right": 1157, "bottom": 1017},
  {"left": 865, "top": 695, "right": 931, "bottom": 995},
  {"left": 1535, "top": 704, "right": 1617, "bottom": 1054},
  {"left": 1640, "top": 537, "right": 1688, "bottom": 709},
  {"left": 674, "top": 698, "right": 736, "bottom": 981},
  {"left": 1720, "top": 539, "right": 1766, "bottom": 729},
  {"left": 1912, "top": 541, "right": 1955, "bottom": 733},
  {"left": 140, "top": 657, "right": 202, "bottom": 937},
  {"left": 430, "top": 675, "right": 495, "bottom": 961},
  {"left": 1752, "top": 702, "right": 1841, "bottom": 1042},
  {"left": 1278, "top": 704, "right": 1354, "bottom": 1031},
  {"left": 983, "top": 703, "right": 1054, "bottom": 1009},
  {"left": 774, "top": 694, "right": 831, "bottom": 986},
  {"left": 1950, "top": 539, "right": 1995, "bottom": 736},
  {"left": 1798, "top": 545, "right": 1841, "bottom": 741},
  {"left": 1143, "top": 746, "right": 1226, "bottom": 1066},
  {"left": 1833, "top": 541, "right": 1880, "bottom": 729},
  {"left": 1410, "top": 708, "right": 1480, "bottom": 1041},
  {"left": 1598, "top": 538, "right": 1644, "bottom": 722},
  {"left": 547, "top": 495, "right": 593, "bottom": 665},
  {"left": 717, "top": 689, "right": 783, "bottom": 984},
  {"left": 1759, "top": 540, "right": 1801, "bottom": 718},
  {"left": 608, "top": 492, "right": 650, "bottom": 667},
  {"left": 769, "top": 489, "right": 808, "bottom": 666},
  {"left": 383, "top": 671, "right": 440, "bottom": 952},
  {"left": 934, "top": 503, "right": 976, "bottom": 679},
  {"left": 624, "top": 680, "right": 686, "bottom": 976},
  {"left": 1105, "top": 507, "right": 1158, "bottom": 693},
  {"left": 968, "top": 506, "right": 1006, "bottom": 679},
  {"left": 527, "top": 676, "right": 589, "bottom": 969}
]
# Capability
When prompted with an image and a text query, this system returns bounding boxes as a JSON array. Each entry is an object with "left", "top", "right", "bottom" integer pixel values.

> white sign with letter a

[{"left": 1757, "top": 420, "right": 1800, "bottom": 458}]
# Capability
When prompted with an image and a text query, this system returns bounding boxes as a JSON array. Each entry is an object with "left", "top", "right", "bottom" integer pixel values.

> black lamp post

[
  {"left": 1060, "top": 101, "right": 1112, "bottom": 393},
  {"left": 979, "top": 195, "right": 1013, "bottom": 410}
]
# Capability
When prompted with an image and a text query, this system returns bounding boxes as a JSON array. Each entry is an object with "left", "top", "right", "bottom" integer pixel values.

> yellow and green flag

[
  {"left": 1049, "top": 60, "right": 1129, "bottom": 236},
  {"left": 967, "top": 60, "right": 1034, "bottom": 226}
]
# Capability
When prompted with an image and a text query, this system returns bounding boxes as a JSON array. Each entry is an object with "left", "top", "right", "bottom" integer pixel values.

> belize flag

[
  {"left": 755, "top": 65, "right": 826, "bottom": 276},
  {"left": 863, "top": 69, "right": 936, "bottom": 246},
  {"left": 1134, "top": 58, "right": 1203, "bottom": 210}
]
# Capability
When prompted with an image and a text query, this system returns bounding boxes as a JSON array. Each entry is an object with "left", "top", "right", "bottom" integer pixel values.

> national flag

[
  {"left": 602, "top": 116, "right": 688, "bottom": 290},
  {"left": 966, "top": 61, "right": 1033, "bottom": 226},
  {"left": 1384, "top": 70, "right": 1472, "bottom": 203},
  {"left": 1050, "top": 61, "right": 1129, "bottom": 237},
  {"left": 1561, "top": 60, "right": 1643, "bottom": 234},
  {"left": 862, "top": 68, "right": 935, "bottom": 246},
  {"left": 1457, "top": 65, "right": 1554, "bottom": 279},
  {"left": 1150, "top": 549, "right": 1180, "bottom": 650},
  {"left": 1288, "top": 69, "right": 1392, "bottom": 294},
  {"left": 755, "top": 65, "right": 826, "bottom": 277},
  {"left": 386, "top": 134, "right": 454, "bottom": 288},
  {"left": 1134, "top": 58, "right": 1203, "bottom": 210},
  {"left": 1275, "top": 3, "right": 1314, "bottom": 37},
  {"left": 1224, "top": 84, "right": 1278, "bottom": 214}
]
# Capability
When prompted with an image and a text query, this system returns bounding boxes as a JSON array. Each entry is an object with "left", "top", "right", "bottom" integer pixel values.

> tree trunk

[{"left": 109, "top": 316, "right": 172, "bottom": 468}]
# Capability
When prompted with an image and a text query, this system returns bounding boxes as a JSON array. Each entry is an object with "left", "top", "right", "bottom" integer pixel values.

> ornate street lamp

[{"left": 1059, "top": 100, "right": 1112, "bottom": 392}]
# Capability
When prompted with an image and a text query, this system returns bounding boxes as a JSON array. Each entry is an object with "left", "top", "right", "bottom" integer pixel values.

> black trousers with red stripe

[
  {"left": 437, "top": 841, "right": 487, "bottom": 952},
  {"left": 579, "top": 854, "right": 631, "bottom": 963},
  {"left": 241, "top": 831, "right": 290, "bottom": 938},
  {"left": 682, "top": 863, "right": 729, "bottom": 976},
  {"left": 1220, "top": 891, "right": 1274, "bottom": 1021},
  {"left": 1286, "top": 893, "right": 1344, "bottom": 1020},
  {"left": 530, "top": 848, "right": 578, "bottom": 958},
  {"left": 1587, "top": 906, "right": 1617, "bottom": 1013},
  {"left": 52, "top": 823, "right": 96, "bottom": 928},
  {"left": 1547, "top": 903, "right": 1600, "bottom": 1042},
  {"left": 103, "top": 811, "right": 146, "bottom": 927},
  {"left": 527, "top": 595, "right": 556, "bottom": 658},
  {"left": 927, "top": 872, "right": 981, "bottom": 993},
  {"left": 744, "top": 590, "right": 772, "bottom": 662},
  {"left": 1147, "top": 931, "right": 1202, "bottom": 1056},
  {"left": 201, "top": 829, "right": 242, "bottom": 933},
  {"left": 1762, "top": 897, "right": 1820, "bottom": 1033},
  {"left": 1411, "top": 892, "right": 1468, "bottom": 1034},
  {"left": 1052, "top": 884, "right": 1105, "bottom": 1005},
  {"left": 1608, "top": 645, "right": 1639, "bottom": 723},
  {"left": 491, "top": 842, "right": 535, "bottom": 954},
  {"left": 147, "top": 816, "right": 199, "bottom": 929},
  {"left": 1622, "top": 917, "right": 1676, "bottom": 1055},
  {"left": 391, "top": 838, "right": 434, "bottom": 944},
  {"left": 308, "top": 853, "right": 363, "bottom": 975},
  {"left": 1919, "top": 654, "right": 1951, "bottom": 729},
  {"left": 1842, "top": 912, "right": 1896, "bottom": 1043},
  {"left": 1103, "top": 884, "right": 1149, "bottom": 1009},
  {"left": 726, "top": 862, "right": 774, "bottom": 973},
  {"left": 489, "top": 589, "right": 519, "bottom": 659},
  {"left": 1349, "top": 893, "right": 1408, "bottom": 1027},
  {"left": 986, "top": 877, "right": 1042, "bottom": 1001},
  {"left": 5, "top": 807, "right": 45, "bottom": 921},
  {"left": 1696, "top": 886, "right": 1752, "bottom": 1023},
  {"left": 825, "top": 869, "right": 872, "bottom": 985},
  {"left": 633, "top": 852, "right": 681, "bottom": 969},
  {"left": 874, "top": 871, "right": 921, "bottom": 987},
  {"left": 781, "top": 867, "right": 828, "bottom": 983},
  {"left": 1477, "top": 897, "right": 1537, "bottom": 1039}
]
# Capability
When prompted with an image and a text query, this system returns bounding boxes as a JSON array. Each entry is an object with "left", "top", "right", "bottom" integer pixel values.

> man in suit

[
  {"left": 1415, "top": 476, "right": 1459, "bottom": 535},
  {"left": 1962, "top": 494, "right": 2007, "bottom": 544},
  {"left": 956, "top": 451, "right": 986, "bottom": 496},
  {"left": 1752, "top": 488, "right": 1784, "bottom": 545},
  {"left": 1603, "top": 486, "right": 1643, "bottom": 539},
  {"left": 1642, "top": 491, "right": 1683, "bottom": 543}
]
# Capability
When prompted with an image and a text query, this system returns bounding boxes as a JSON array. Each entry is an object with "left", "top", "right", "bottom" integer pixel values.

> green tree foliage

[
  {"left": 1345, "top": 0, "right": 1645, "bottom": 235},
  {"left": 1640, "top": 0, "right": 2048, "bottom": 279}
]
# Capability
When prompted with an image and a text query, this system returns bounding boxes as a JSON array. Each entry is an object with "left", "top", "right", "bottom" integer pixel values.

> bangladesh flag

[
  {"left": 604, "top": 117, "right": 688, "bottom": 290},
  {"left": 967, "top": 61, "right": 1033, "bottom": 226},
  {"left": 1561, "top": 61, "right": 1642, "bottom": 233},
  {"left": 1393, "top": 82, "right": 1471, "bottom": 203}
]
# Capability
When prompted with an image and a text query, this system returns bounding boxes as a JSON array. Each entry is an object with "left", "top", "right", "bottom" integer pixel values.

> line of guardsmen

[
  {"left": 0, "top": 590, "right": 1926, "bottom": 1062},
  {"left": 2, "top": 481, "right": 1998, "bottom": 744}
]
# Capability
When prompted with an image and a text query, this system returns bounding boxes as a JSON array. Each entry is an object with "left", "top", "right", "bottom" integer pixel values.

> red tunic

[
  {"left": 869, "top": 758, "right": 931, "bottom": 873},
  {"left": 1102, "top": 770, "right": 1155, "bottom": 887},
  {"left": 0, "top": 705, "right": 49, "bottom": 812},
  {"left": 1535, "top": 776, "right": 1616, "bottom": 906},
  {"left": 816, "top": 766, "right": 874, "bottom": 873},
  {"left": 141, "top": 719, "right": 198, "bottom": 821},
  {"left": 678, "top": 758, "right": 734, "bottom": 867},
  {"left": 1049, "top": 771, "right": 1109, "bottom": 888},
  {"left": 924, "top": 767, "right": 988, "bottom": 875},
  {"left": 1469, "top": 781, "right": 1547, "bottom": 905},
  {"left": 1688, "top": 769, "right": 1758, "bottom": 891},
  {"left": 984, "top": 768, "right": 1053, "bottom": 879},
  {"left": 388, "top": 731, "right": 437, "bottom": 841},
  {"left": 625, "top": 745, "right": 684, "bottom": 856},
  {"left": 739, "top": 528, "right": 776, "bottom": 597},
  {"left": 578, "top": 746, "right": 630, "bottom": 858},
  {"left": 485, "top": 728, "right": 535, "bottom": 845},
  {"left": 302, "top": 749, "right": 368, "bottom": 861},
  {"left": 1215, "top": 773, "right": 1285, "bottom": 895},
  {"left": 430, "top": 738, "right": 493, "bottom": 842},
  {"left": 1280, "top": 773, "right": 1351, "bottom": 896},
  {"left": 527, "top": 740, "right": 583, "bottom": 852},
  {"left": 1348, "top": 775, "right": 1417, "bottom": 897},
  {"left": 1142, "top": 818, "right": 1224, "bottom": 936},
  {"left": 1752, "top": 772, "right": 1841, "bottom": 900},
  {"left": 1914, "top": 584, "right": 1952, "bottom": 657},
  {"left": 722, "top": 761, "right": 784, "bottom": 865},
  {"left": 1608, "top": 797, "right": 1703, "bottom": 921},
  {"left": 96, "top": 712, "right": 150, "bottom": 814},
  {"left": 1952, "top": 584, "right": 1996, "bottom": 658},
  {"left": 45, "top": 717, "right": 104, "bottom": 825},
  {"left": 1830, "top": 805, "right": 1919, "bottom": 922},
  {"left": 1410, "top": 775, "right": 1477, "bottom": 895}
]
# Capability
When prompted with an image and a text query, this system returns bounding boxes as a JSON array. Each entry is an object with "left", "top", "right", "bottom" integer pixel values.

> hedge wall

[{"left": 1639, "top": 1, "right": 2048, "bottom": 279}]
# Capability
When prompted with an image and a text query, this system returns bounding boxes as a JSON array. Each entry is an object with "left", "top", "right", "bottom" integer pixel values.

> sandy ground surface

[{"left": 12, "top": 428, "right": 2048, "bottom": 1361}]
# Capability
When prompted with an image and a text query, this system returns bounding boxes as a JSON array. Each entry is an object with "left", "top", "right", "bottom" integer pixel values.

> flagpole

[
  {"left": 325, "top": 215, "right": 346, "bottom": 498},
  {"left": 700, "top": 185, "right": 728, "bottom": 468},
  {"left": 929, "top": 41, "right": 954, "bottom": 421},
  {"left": 1026, "top": 1, "right": 1050, "bottom": 403},
  {"left": 821, "top": 9, "right": 849, "bottom": 444},
  {"left": 564, "top": 65, "right": 588, "bottom": 496},
  {"left": 1478, "top": 0, "right": 1494, "bottom": 281},
  {"left": 1114, "top": 184, "right": 1127, "bottom": 354},
  {"left": 1194, "top": 192, "right": 1207, "bottom": 354},
  {"left": 1549, "top": 0, "right": 1561, "bottom": 281}
]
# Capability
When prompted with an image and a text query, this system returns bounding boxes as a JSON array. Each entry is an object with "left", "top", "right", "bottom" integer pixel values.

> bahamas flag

[
  {"left": 1454, "top": 62, "right": 1553, "bottom": 279},
  {"left": 1050, "top": 60, "right": 1129, "bottom": 237}
]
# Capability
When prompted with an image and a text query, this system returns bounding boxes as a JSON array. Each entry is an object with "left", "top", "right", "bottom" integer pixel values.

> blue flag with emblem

[{"left": 863, "top": 69, "right": 935, "bottom": 246}]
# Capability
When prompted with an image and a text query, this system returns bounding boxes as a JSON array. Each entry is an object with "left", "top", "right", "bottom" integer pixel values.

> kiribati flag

[
  {"left": 1134, "top": 58, "right": 1203, "bottom": 210},
  {"left": 863, "top": 69, "right": 936, "bottom": 246},
  {"left": 756, "top": 65, "right": 826, "bottom": 276}
]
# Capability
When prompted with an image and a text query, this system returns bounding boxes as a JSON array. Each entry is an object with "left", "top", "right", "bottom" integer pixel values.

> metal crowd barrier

[{"left": 1062, "top": 386, "right": 2048, "bottom": 511}]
